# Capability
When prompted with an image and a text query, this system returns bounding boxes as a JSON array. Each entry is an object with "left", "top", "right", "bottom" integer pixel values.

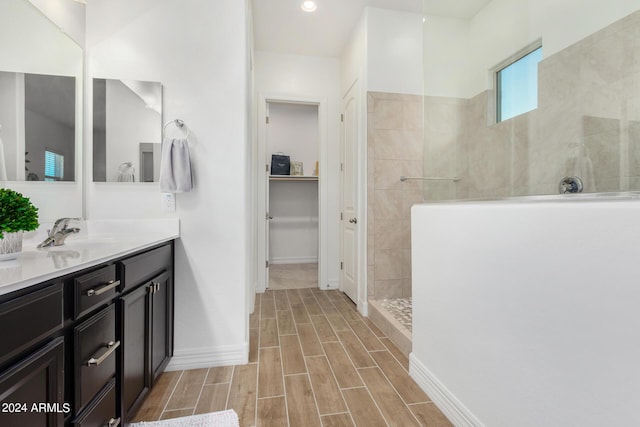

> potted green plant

[{"left": 0, "top": 188, "right": 39, "bottom": 260}]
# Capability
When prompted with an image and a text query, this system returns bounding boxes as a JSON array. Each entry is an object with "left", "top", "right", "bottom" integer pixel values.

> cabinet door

[
  {"left": 119, "top": 284, "right": 151, "bottom": 420},
  {"left": 0, "top": 337, "right": 65, "bottom": 427},
  {"left": 149, "top": 271, "right": 172, "bottom": 384}
]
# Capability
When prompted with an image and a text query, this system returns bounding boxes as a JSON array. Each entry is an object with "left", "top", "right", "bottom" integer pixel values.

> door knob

[{"left": 349, "top": 218, "right": 357, "bottom": 224}]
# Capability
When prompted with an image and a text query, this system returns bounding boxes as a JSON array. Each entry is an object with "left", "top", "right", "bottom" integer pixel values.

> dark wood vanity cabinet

[
  {"left": 119, "top": 244, "right": 174, "bottom": 422},
  {"left": 0, "top": 240, "right": 174, "bottom": 427}
]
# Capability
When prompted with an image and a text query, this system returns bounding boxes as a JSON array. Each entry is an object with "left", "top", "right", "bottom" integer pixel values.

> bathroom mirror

[
  {"left": 92, "top": 78, "right": 163, "bottom": 182},
  {"left": 0, "top": 1, "right": 83, "bottom": 183}
]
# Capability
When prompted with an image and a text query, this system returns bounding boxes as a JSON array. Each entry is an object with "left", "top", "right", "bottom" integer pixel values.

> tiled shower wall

[
  {"left": 367, "top": 92, "right": 423, "bottom": 301},
  {"left": 424, "top": 9, "right": 640, "bottom": 200},
  {"left": 367, "top": 11, "right": 640, "bottom": 300}
]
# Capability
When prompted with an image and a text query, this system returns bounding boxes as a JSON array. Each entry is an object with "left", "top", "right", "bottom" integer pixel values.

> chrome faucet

[{"left": 37, "top": 218, "right": 81, "bottom": 248}]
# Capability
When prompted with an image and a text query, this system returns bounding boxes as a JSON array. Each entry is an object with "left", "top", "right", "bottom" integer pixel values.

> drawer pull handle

[
  {"left": 86, "top": 280, "right": 120, "bottom": 297},
  {"left": 106, "top": 417, "right": 121, "bottom": 427},
  {"left": 87, "top": 340, "right": 120, "bottom": 366}
]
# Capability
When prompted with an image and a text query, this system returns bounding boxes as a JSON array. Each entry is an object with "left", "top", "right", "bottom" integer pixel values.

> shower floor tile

[{"left": 380, "top": 297, "right": 413, "bottom": 332}]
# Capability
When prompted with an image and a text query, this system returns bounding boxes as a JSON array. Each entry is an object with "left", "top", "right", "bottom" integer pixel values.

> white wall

[
  {"left": 86, "top": 0, "right": 250, "bottom": 368},
  {"left": 267, "top": 103, "right": 318, "bottom": 175},
  {"left": 340, "top": 12, "right": 366, "bottom": 96},
  {"left": 0, "top": 0, "right": 83, "bottom": 221},
  {"left": 425, "top": 0, "right": 640, "bottom": 98},
  {"left": 269, "top": 181, "right": 319, "bottom": 264},
  {"left": 28, "top": 0, "right": 85, "bottom": 48},
  {"left": 367, "top": 7, "right": 423, "bottom": 96},
  {"left": 423, "top": 16, "right": 469, "bottom": 98},
  {"left": 411, "top": 198, "right": 640, "bottom": 426},
  {"left": 255, "top": 51, "right": 341, "bottom": 287}
]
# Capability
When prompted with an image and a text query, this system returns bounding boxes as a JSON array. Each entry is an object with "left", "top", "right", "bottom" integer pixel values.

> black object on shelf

[{"left": 271, "top": 153, "right": 290, "bottom": 175}]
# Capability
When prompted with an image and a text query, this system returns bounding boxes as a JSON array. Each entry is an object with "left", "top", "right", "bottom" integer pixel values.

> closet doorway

[{"left": 258, "top": 97, "right": 326, "bottom": 291}]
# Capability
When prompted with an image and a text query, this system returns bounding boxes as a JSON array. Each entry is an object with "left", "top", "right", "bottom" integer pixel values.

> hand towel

[
  {"left": 117, "top": 162, "right": 135, "bottom": 182},
  {"left": 159, "top": 137, "right": 193, "bottom": 193}
]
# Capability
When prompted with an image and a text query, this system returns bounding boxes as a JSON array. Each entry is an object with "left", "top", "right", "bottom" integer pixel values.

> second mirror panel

[{"left": 93, "top": 78, "right": 162, "bottom": 182}]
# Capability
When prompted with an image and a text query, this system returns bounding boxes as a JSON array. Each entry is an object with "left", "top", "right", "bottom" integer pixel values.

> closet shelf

[{"left": 269, "top": 175, "right": 318, "bottom": 182}]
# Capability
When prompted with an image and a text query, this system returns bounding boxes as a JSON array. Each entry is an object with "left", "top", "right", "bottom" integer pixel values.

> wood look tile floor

[
  {"left": 268, "top": 264, "right": 318, "bottom": 289},
  {"left": 131, "top": 289, "right": 452, "bottom": 427}
]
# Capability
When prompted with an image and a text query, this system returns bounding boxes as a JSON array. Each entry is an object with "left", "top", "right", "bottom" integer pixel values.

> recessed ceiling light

[{"left": 301, "top": 1, "right": 317, "bottom": 13}]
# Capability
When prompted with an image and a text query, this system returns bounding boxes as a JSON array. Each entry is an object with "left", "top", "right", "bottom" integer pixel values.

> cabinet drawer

[
  {"left": 74, "top": 305, "right": 118, "bottom": 414},
  {"left": 120, "top": 244, "right": 171, "bottom": 290},
  {"left": 74, "top": 265, "right": 118, "bottom": 320},
  {"left": 0, "top": 284, "right": 63, "bottom": 366},
  {"left": 72, "top": 379, "right": 118, "bottom": 427}
]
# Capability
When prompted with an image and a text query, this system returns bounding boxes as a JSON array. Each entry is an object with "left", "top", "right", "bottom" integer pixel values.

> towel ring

[{"left": 163, "top": 119, "right": 190, "bottom": 139}]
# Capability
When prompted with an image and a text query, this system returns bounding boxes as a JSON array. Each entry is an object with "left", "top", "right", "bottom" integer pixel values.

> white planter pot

[{"left": 0, "top": 231, "right": 23, "bottom": 261}]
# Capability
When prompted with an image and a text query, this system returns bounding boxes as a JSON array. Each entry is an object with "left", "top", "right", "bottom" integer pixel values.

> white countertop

[{"left": 0, "top": 218, "right": 180, "bottom": 296}]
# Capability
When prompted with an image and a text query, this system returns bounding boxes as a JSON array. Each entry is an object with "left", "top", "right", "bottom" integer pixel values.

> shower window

[{"left": 496, "top": 43, "right": 542, "bottom": 122}]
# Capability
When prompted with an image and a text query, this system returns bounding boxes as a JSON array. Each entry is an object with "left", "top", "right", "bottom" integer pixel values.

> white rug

[{"left": 129, "top": 410, "right": 239, "bottom": 427}]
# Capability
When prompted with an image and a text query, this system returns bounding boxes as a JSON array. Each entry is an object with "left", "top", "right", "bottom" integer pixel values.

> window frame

[{"left": 490, "top": 39, "right": 542, "bottom": 124}]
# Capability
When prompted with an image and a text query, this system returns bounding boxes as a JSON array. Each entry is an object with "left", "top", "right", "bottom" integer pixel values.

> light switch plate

[{"left": 161, "top": 193, "right": 175, "bottom": 211}]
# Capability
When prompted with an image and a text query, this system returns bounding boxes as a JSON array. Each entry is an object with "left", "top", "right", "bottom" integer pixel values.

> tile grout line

[
  {"left": 274, "top": 294, "right": 290, "bottom": 427},
  {"left": 159, "top": 370, "right": 185, "bottom": 419},
  {"left": 295, "top": 289, "right": 324, "bottom": 426},
  {"left": 348, "top": 293, "right": 427, "bottom": 425},
  {"left": 309, "top": 291, "right": 360, "bottom": 427},
  {"left": 223, "top": 365, "right": 235, "bottom": 413},
  {"left": 190, "top": 368, "right": 209, "bottom": 416},
  {"left": 322, "top": 291, "right": 392, "bottom": 427}
]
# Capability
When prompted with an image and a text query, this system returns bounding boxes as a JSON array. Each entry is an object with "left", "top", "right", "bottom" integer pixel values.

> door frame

[{"left": 256, "top": 93, "right": 328, "bottom": 293}]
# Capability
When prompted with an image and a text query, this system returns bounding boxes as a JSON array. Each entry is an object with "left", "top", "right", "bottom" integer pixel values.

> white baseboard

[
  {"left": 166, "top": 343, "right": 248, "bottom": 371},
  {"left": 409, "top": 354, "right": 484, "bottom": 427},
  {"left": 269, "top": 256, "right": 318, "bottom": 264},
  {"left": 358, "top": 299, "right": 368, "bottom": 317}
]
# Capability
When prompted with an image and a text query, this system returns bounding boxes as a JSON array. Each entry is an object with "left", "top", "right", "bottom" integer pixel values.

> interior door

[{"left": 341, "top": 82, "right": 359, "bottom": 303}]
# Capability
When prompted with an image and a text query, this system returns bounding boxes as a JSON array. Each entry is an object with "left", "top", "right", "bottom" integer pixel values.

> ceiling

[{"left": 252, "top": 0, "right": 491, "bottom": 57}]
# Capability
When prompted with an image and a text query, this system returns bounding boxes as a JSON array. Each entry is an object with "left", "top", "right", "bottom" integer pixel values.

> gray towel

[{"left": 159, "top": 138, "right": 193, "bottom": 193}]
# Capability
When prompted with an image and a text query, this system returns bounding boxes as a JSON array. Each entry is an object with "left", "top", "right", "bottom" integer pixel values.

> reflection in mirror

[
  {"left": 93, "top": 79, "right": 162, "bottom": 182},
  {"left": 0, "top": 72, "right": 76, "bottom": 182},
  {"left": 0, "top": 75, "right": 76, "bottom": 181}
]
